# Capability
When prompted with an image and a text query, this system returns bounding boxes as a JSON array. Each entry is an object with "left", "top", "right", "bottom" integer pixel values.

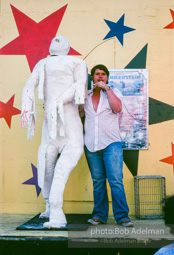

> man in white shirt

[{"left": 84, "top": 64, "right": 133, "bottom": 227}]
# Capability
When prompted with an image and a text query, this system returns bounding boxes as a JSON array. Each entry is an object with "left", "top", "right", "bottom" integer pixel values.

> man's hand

[{"left": 94, "top": 81, "right": 109, "bottom": 91}]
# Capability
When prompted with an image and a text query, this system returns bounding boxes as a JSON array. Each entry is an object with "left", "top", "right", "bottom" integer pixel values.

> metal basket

[{"left": 134, "top": 175, "right": 166, "bottom": 219}]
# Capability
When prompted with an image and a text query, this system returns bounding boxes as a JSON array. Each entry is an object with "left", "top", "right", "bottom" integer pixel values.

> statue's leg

[
  {"left": 39, "top": 142, "right": 59, "bottom": 219},
  {"left": 43, "top": 143, "right": 83, "bottom": 228}
]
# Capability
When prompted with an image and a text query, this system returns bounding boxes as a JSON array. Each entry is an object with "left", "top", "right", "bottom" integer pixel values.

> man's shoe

[
  {"left": 121, "top": 220, "right": 134, "bottom": 227},
  {"left": 88, "top": 218, "right": 102, "bottom": 225}
]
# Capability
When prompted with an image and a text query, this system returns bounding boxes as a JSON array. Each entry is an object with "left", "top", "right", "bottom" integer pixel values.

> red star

[
  {"left": 0, "top": 5, "right": 81, "bottom": 71},
  {"left": 164, "top": 9, "right": 174, "bottom": 29},
  {"left": 0, "top": 95, "right": 21, "bottom": 128},
  {"left": 160, "top": 143, "right": 174, "bottom": 175}
]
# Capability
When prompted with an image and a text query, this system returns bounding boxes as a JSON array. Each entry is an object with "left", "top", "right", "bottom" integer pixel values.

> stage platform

[{"left": 0, "top": 214, "right": 173, "bottom": 255}]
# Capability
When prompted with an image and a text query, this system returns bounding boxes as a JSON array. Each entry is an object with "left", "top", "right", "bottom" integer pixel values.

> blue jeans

[{"left": 85, "top": 142, "right": 130, "bottom": 224}]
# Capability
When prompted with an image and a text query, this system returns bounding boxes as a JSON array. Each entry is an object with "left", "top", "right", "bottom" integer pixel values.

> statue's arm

[
  {"left": 21, "top": 62, "right": 40, "bottom": 139},
  {"left": 73, "top": 60, "right": 88, "bottom": 104},
  {"left": 57, "top": 60, "right": 88, "bottom": 105}
]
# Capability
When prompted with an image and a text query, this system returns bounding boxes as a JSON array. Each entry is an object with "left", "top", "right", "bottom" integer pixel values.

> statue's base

[{"left": 16, "top": 213, "right": 90, "bottom": 231}]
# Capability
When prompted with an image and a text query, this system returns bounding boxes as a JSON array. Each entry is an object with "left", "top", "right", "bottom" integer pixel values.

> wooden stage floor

[{"left": 0, "top": 214, "right": 173, "bottom": 255}]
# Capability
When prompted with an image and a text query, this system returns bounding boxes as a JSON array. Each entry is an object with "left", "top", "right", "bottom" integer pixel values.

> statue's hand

[{"left": 21, "top": 110, "right": 33, "bottom": 128}]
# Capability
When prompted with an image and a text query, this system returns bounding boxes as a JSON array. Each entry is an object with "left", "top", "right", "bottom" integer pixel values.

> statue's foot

[
  {"left": 43, "top": 220, "right": 66, "bottom": 229},
  {"left": 39, "top": 211, "right": 50, "bottom": 219}
]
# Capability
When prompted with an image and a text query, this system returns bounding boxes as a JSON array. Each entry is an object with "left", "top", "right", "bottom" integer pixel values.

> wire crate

[{"left": 134, "top": 175, "right": 166, "bottom": 219}]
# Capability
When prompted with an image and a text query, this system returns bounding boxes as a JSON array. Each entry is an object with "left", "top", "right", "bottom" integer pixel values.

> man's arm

[
  {"left": 94, "top": 81, "right": 122, "bottom": 112},
  {"left": 78, "top": 104, "right": 85, "bottom": 117},
  {"left": 106, "top": 89, "right": 122, "bottom": 113}
]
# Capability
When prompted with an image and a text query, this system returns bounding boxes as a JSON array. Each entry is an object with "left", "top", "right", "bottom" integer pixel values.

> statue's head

[{"left": 49, "top": 36, "right": 70, "bottom": 56}]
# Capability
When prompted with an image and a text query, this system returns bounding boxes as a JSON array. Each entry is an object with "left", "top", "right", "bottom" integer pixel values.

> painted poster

[{"left": 108, "top": 69, "right": 149, "bottom": 150}]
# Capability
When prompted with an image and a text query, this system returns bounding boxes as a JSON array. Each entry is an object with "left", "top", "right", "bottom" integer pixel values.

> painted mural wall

[{"left": 0, "top": 0, "right": 174, "bottom": 215}]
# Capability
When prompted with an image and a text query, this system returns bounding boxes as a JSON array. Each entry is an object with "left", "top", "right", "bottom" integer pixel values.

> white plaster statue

[{"left": 21, "top": 36, "right": 88, "bottom": 228}]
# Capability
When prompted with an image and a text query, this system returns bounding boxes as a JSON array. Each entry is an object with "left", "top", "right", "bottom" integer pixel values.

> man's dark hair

[
  {"left": 164, "top": 195, "right": 174, "bottom": 234},
  {"left": 91, "top": 64, "right": 110, "bottom": 77}
]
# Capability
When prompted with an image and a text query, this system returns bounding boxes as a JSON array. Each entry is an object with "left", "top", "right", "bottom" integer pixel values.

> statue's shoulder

[
  {"left": 65, "top": 55, "right": 85, "bottom": 64},
  {"left": 33, "top": 58, "right": 47, "bottom": 70}
]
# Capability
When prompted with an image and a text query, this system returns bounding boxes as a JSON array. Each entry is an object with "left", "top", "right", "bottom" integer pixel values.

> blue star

[
  {"left": 103, "top": 14, "right": 135, "bottom": 45},
  {"left": 22, "top": 163, "right": 41, "bottom": 197}
]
